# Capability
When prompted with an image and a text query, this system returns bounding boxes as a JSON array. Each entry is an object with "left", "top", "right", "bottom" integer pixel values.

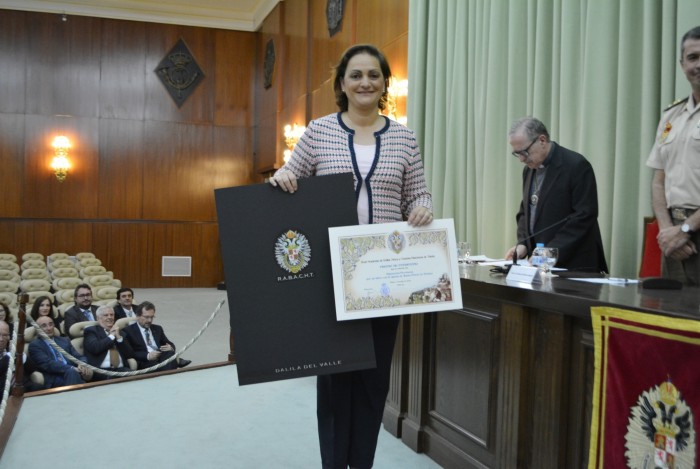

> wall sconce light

[
  {"left": 283, "top": 123, "right": 306, "bottom": 163},
  {"left": 51, "top": 135, "right": 71, "bottom": 182},
  {"left": 385, "top": 77, "right": 408, "bottom": 125}
]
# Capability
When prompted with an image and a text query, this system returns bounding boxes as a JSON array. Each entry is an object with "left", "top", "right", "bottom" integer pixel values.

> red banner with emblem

[{"left": 589, "top": 307, "right": 700, "bottom": 468}]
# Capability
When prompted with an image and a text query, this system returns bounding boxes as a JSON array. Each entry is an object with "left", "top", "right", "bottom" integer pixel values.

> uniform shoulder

[{"left": 663, "top": 97, "right": 688, "bottom": 112}]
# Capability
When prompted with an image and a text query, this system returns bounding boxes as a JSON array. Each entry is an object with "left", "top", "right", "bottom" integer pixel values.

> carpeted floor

[{"left": 0, "top": 288, "right": 442, "bottom": 468}]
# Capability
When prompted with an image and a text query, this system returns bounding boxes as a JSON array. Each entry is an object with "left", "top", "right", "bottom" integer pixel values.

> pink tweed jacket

[{"left": 275, "top": 113, "right": 432, "bottom": 224}]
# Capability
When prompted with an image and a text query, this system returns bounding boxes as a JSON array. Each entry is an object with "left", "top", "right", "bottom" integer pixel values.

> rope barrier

[
  {"left": 24, "top": 298, "right": 226, "bottom": 379},
  {"left": 0, "top": 318, "right": 20, "bottom": 426}
]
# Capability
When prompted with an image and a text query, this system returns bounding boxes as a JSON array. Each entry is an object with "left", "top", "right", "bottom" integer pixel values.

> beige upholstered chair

[
  {"left": 114, "top": 317, "right": 136, "bottom": 331},
  {"left": 20, "top": 268, "right": 50, "bottom": 281},
  {"left": 94, "top": 286, "right": 118, "bottom": 301},
  {"left": 21, "top": 259, "right": 47, "bottom": 271},
  {"left": 0, "top": 292, "right": 17, "bottom": 309},
  {"left": 87, "top": 274, "right": 113, "bottom": 289},
  {"left": 52, "top": 276, "right": 82, "bottom": 292},
  {"left": 26, "top": 290, "right": 54, "bottom": 305},
  {"left": 48, "top": 252, "right": 70, "bottom": 262},
  {"left": 0, "top": 260, "right": 20, "bottom": 273},
  {"left": 21, "top": 253, "right": 44, "bottom": 262},
  {"left": 77, "top": 258, "right": 102, "bottom": 268},
  {"left": 68, "top": 320, "right": 97, "bottom": 340},
  {"left": 93, "top": 299, "right": 118, "bottom": 307},
  {"left": 75, "top": 252, "right": 96, "bottom": 261},
  {"left": 54, "top": 289, "right": 75, "bottom": 305},
  {"left": 0, "top": 280, "right": 18, "bottom": 294},
  {"left": 80, "top": 265, "right": 107, "bottom": 278},
  {"left": 0, "top": 270, "right": 21, "bottom": 284},
  {"left": 48, "top": 259, "right": 75, "bottom": 272},
  {"left": 20, "top": 278, "right": 51, "bottom": 293},
  {"left": 0, "top": 254, "right": 17, "bottom": 263},
  {"left": 51, "top": 267, "right": 80, "bottom": 279}
]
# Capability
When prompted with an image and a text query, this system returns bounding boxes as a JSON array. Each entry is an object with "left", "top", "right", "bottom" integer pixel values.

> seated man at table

[
  {"left": 121, "top": 301, "right": 190, "bottom": 371},
  {"left": 28, "top": 316, "right": 92, "bottom": 388},
  {"left": 83, "top": 305, "right": 132, "bottom": 380}
]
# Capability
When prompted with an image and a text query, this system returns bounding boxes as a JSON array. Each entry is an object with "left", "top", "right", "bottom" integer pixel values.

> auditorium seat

[
  {"left": 80, "top": 265, "right": 107, "bottom": 279},
  {"left": 0, "top": 280, "right": 19, "bottom": 294},
  {"left": 77, "top": 258, "right": 102, "bottom": 268},
  {"left": 94, "top": 286, "right": 118, "bottom": 302},
  {"left": 0, "top": 260, "right": 20, "bottom": 273},
  {"left": 0, "top": 254, "right": 17, "bottom": 263},
  {"left": 19, "top": 278, "right": 51, "bottom": 294},
  {"left": 20, "top": 268, "right": 50, "bottom": 282},
  {"left": 48, "top": 252, "right": 70, "bottom": 263},
  {"left": 75, "top": 252, "right": 96, "bottom": 261},
  {"left": 0, "top": 270, "right": 21, "bottom": 284},
  {"left": 87, "top": 274, "right": 113, "bottom": 289},
  {"left": 21, "top": 253, "right": 44, "bottom": 262},
  {"left": 48, "top": 259, "right": 75, "bottom": 272},
  {"left": 52, "top": 277, "right": 82, "bottom": 292},
  {"left": 54, "top": 289, "right": 75, "bottom": 305},
  {"left": 27, "top": 290, "right": 55, "bottom": 306},
  {"left": 21, "top": 259, "right": 47, "bottom": 271},
  {"left": 0, "top": 292, "right": 17, "bottom": 309},
  {"left": 68, "top": 321, "right": 96, "bottom": 341},
  {"left": 639, "top": 217, "right": 662, "bottom": 278},
  {"left": 114, "top": 317, "right": 136, "bottom": 330},
  {"left": 51, "top": 267, "right": 80, "bottom": 279}
]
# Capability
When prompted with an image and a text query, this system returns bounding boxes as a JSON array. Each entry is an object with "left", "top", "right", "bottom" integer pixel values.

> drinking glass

[
  {"left": 543, "top": 247, "right": 558, "bottom": 275},
  {"left": 457, "top": 242, "right": 471, "bottom": 264}
]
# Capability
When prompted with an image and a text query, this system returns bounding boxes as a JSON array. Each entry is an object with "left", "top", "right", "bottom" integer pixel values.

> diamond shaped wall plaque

[{"left": 155, "top": 38, "right": 205, "bottom": 108}]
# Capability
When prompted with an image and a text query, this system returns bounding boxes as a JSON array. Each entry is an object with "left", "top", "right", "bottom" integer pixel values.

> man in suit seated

[
  {"left": 83, "top": 305, "right": 132, "bottom": 381},
  {"left": 28, "top": 316, "right": 92, "bottom": 388},
  {"left": 63, "top": 284, "right": 99, "bottom": 336},
  {"left": 113, "top": 287, "right": 137, "bottom": 320},
  {"left": 121, "top": 301, "right": 190, "bottom": 371}
]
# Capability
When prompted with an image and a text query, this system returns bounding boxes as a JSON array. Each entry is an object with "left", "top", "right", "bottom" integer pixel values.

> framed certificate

[{"left": 329, "top": 219, "right": 463, "bottom": 320}]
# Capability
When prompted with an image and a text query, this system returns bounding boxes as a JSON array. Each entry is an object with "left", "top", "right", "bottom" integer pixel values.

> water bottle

[{"left": 530, "top": 243, "right": 546, "bottom": 271}]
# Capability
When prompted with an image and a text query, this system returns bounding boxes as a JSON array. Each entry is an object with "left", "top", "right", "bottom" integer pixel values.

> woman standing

[{"left": 271, "top": 44, "right": 432, "bottom": 469}]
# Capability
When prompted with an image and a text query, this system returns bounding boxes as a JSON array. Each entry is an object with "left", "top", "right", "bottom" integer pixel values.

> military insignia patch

[
  {"left": 625, "top": 378, "right": 696, "bottom": 468},
  {"left": 275, "top": 230, "right": 311, "bottom": 274},
  {"left": 660, "top": 122, "right": 672, "bottom": 143}
]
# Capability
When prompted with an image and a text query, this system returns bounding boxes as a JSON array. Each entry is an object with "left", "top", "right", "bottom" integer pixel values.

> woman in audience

[
  {"left": 0, "top": 303, "right": 12, "bottom": 335},
  {"left": 30, "top": 296, "right": 62, "bottom": 334}
]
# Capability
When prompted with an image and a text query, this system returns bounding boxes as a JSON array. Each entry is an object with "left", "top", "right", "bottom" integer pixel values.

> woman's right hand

[{"left": 269, "top": 171, "right": 298, "bottom": 193}]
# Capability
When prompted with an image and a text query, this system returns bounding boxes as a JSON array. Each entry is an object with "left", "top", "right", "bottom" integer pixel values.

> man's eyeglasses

[
  {"left": 512, "top": 136, "right": 540, "bottom": 159},
  {"left": 76, "top": 293, "right": 92, "bottom": 298}
]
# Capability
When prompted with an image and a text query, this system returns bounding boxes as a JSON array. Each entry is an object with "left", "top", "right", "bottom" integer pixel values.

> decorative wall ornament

[
  {"left": 155, "top": 38, "right": 205, "bottom": 108},
  {"left": 263, "top": 39, "right": 275, "bottom": 90},
  {"left": 326, "top": 0, "right": 345, "bottom": 37}
]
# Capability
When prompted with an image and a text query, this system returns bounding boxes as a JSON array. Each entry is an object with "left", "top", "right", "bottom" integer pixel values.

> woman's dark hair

[
  {"left": 333, "top": 44, "right": 392, "bottom": 112},
  {"left": 0, "top": 302, "right": 11, "bottom": 324},
  {"left": 30, "top": 295, "right": 53, "bottom": 321}
]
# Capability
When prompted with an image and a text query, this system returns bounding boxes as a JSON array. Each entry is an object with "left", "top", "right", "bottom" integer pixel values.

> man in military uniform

[{"left": 647, "top": 25, "right": 700, "bottom": 285}]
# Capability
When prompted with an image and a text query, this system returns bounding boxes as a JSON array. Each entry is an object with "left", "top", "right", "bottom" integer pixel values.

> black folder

[{"left": 215, "top": 173, "right": 376, "bottom": 385}]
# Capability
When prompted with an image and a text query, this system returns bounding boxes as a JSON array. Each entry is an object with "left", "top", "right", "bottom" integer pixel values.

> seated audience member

[
  {"left": 113, "top": 287, "right": 137, "bottom": 320},
  {"left": 63, "top": 284, "right": 99, "bottom": 335},
  {"left": 30, "top": 295, "right": 63, "bottom": 334},
  {"left": 121, "top": 301, "right": 191, "bottom": 371},
  {"left": 28, "top": 316, "right": 92, "bottom": 388},
  {"left": 0, "top": 302, "right": 13, "bottom": 336},
  {"left": 0, "top": 321, "right": 10, "bottom": 397},
  {"left": 83, "top": 305, "right": 132, "bottom": 380}
]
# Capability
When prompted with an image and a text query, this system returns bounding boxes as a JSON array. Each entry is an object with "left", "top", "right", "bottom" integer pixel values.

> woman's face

[
  {"left": 39, "top": 299, "right": 52, "bottom": 316},
  {"left": 0, "top": 307, "right": 6, "bottom": 321},
  {"left": 341, "top": 53, "right": 385, "bottom": 112}
]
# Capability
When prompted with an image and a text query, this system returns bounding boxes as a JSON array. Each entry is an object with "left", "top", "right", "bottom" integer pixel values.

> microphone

[{"left": 494, "top": 216, "right": 571, "bottom": 274}]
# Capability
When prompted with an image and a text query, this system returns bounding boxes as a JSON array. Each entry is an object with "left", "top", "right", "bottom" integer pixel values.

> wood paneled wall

[
  {"left": 254, "top": 0, "right": 409, "bottom": 175},
  {"left": 0, "top": 0, "right": 408, "bottom": 287},
  {"left": 0, "top": 10, "right": 256, "bottom": 287}
]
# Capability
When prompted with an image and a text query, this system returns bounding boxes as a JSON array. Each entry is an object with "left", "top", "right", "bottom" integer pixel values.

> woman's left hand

[{"left": 407, "top": 207, "right": 433, "bottom": 226}]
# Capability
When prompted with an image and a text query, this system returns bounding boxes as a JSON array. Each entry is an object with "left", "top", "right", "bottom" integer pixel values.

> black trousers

[{"left": 317, "top": 316, "right": 400, "bottom": 469}]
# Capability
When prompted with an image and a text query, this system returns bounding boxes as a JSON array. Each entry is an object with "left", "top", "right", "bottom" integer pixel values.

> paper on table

[{"left": 568, "top": 278, "right": 640, "bottom": 285}]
